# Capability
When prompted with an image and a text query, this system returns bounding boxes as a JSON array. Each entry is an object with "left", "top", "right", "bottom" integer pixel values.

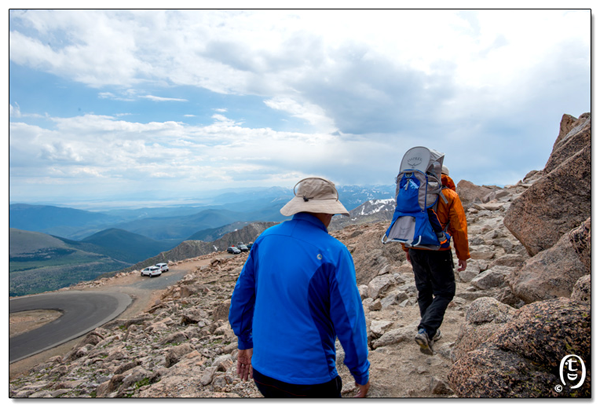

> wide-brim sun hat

[{"left": 280, "top": 177, "right": 350, "bottom": 217}]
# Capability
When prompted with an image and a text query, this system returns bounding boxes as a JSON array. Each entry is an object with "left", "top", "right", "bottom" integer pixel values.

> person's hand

[
  {"left": 237, "top": 348, "right": 253, "bottom": 381},
  {"left": 405, "top": 251, "right": 411, "bottom": 264},
  {"left": 354, "top": 381, "right": 370, "bottom": 398},
  {"left": 457, "top": 259, "right": 467, "bottom": 272}
]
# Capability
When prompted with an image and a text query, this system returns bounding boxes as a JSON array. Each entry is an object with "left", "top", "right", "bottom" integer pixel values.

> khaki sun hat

[{"left": 280, "top": 177, "right": 350, "bottom": 217}]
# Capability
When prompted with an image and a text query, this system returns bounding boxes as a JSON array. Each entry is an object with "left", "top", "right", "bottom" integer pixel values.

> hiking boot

[
  {"left": 415, "top": 329, "right": 434, "bottom": 355},
  {"left": 432, "top": 329, "right": 442, "bottom": 342}
]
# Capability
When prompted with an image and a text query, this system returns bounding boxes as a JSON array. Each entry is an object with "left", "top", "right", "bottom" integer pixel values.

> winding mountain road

[
  {"left": 9, "top": 291, "right": 132, "bottom": 363},
  {"left": 9, "top": 262, "right": 200, "bottom": 364}
]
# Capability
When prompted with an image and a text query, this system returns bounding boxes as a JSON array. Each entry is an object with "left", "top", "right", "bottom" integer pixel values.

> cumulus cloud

[
  {"left": 10, "top": 10, "right": 589, "bottom": 122},
  {"left": 9, "top": 9, "right": 590, "bottom": 202},
  {"left": 9, "top": 112, "right": 394, "bottom": 198}
]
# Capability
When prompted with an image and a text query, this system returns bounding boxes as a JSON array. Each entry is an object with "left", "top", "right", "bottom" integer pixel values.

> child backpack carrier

[{"left": 382, "top": 146, "right": 451, "bottom": 250}]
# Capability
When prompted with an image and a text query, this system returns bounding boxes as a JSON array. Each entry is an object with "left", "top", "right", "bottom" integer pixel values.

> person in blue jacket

[{"left": 229, "top": 177, "right": 371, "bottom": 398}]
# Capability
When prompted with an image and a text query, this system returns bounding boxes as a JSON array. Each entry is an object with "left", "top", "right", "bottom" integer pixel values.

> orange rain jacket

[{"left": 403, "top": 174, "right": 470, "bottom": 261}]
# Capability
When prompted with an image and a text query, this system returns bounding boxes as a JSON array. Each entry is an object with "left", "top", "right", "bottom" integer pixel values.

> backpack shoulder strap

[{"left": 438, "top": 186, "right": 448, "bottom": 205}]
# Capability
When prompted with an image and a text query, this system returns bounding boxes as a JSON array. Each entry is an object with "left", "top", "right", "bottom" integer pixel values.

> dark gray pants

[{"left": 409, "top": 249, "right": 456, "bottom": 338}]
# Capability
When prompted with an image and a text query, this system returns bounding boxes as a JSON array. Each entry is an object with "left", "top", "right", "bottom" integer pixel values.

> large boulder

[
  {"left": 456, "top": 180, "right": 501, "bottom": 206},
  {"left": 507, "top": 220, "right": 589, "bottom": 304},
  {"left": 504, "top": 113, "right": 591, "bottom": 256},
  {"left": 448, "top": 297, "right": 591, "bottom": 397}
]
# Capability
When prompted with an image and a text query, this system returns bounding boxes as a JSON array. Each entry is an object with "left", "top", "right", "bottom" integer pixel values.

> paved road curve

[
  {"left": 8, "top": 260, "right": 211, "bottom": 364},
  {"left": 9, "top": 291, "right": 132, "bottom": 363}
]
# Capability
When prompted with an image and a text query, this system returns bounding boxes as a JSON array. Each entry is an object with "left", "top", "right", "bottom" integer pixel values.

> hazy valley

[{"left": 9, "top": 184, "right": 396, "bottom": 296}]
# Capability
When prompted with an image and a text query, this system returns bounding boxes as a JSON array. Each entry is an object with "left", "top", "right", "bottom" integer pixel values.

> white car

[
  {"left": 141, "top": 266, "right": 162, "bottom": 277},
  {"left": 156, "top": 263, "right": 169, "bottom": 272}
]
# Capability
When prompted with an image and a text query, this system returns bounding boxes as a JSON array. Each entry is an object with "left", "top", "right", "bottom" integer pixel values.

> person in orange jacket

[{"left": 404, "top": 164, "right": 470, "bottom": 355}]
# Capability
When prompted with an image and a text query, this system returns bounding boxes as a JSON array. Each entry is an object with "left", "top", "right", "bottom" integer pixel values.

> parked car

[
  {"left": 246, "top": 242, "right": 253, "bottom": 250},
  {"left": 156, "top": 263, "right": 169, "bottom": 272},
  {"left": 237, "top": 242, "right": 249, "bottom": 252},
  {"left": 227, "top": 246, "right": 241, "bottom": 254},
  {"left": 141, "top": 266, "right": 162, "bottom": 277}
]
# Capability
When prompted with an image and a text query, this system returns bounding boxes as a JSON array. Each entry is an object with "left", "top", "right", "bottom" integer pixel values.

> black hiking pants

[
  {"left": 408, "top": 249, "right": 456, "bottom": 339},
  {"left": 253, "top": 368, "right": 342, "bottom": 398}
]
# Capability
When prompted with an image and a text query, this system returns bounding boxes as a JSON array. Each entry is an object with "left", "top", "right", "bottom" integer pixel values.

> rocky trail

[{"left": 9, "top": 113, "right": 591, "bottom": 398}]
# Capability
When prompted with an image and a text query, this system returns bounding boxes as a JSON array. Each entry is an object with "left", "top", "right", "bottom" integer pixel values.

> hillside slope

[
  {"left": 9, "top": 229, "right": 129, "bottom": 297},
  {"left": 186, "top": 221, "right": 253, "bottom": 242},
  {"left": 79, "top": 228, "right": 179, "bottom": 263},
  {"left": 9, "top": 229, "right": 69, "bottom": 256},
  {"left": 114, "top": 221, "right": 278, "bottom": 275}
]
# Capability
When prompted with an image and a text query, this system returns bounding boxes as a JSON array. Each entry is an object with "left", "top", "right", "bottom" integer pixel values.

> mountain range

[
  {"left": 9, "top": 185, "right": 396, "bottom": 296},
  {"left": 10, "top": 184, "right": 395, "bottom": 241}
]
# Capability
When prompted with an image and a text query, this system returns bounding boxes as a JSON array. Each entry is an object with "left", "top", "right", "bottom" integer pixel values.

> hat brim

[{"left": 280, "top": 197, "right": 350, "bottom": 217}]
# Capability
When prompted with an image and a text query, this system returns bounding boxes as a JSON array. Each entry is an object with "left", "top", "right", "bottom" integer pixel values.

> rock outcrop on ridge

[
  {"left": 9, "top": 113, "right": 591, "bottom": 398},
  {"left": 504, "top": 113, "right": 591, "bottom": 257},
  {"left": 504, "top": 113, "right": 591, "bottom": 304}
]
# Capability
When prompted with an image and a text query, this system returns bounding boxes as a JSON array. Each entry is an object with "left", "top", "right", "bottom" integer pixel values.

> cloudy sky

[{"left": 8, "top": 6, "right": 591, "bottom": 208}]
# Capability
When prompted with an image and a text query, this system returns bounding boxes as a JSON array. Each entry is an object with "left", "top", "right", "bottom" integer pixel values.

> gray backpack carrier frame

[{"left": 382, "top": 146, "right": 450, "bottom": 250}]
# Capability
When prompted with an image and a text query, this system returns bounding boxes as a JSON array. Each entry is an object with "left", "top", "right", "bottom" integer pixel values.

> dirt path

[{"left": 9, "top": 257, "right": 212, "bottom": 379}]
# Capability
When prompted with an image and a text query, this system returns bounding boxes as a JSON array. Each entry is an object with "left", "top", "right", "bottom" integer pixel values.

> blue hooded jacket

[{"left": 229, "top": 213, "right": 370, "bottom": 386}]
